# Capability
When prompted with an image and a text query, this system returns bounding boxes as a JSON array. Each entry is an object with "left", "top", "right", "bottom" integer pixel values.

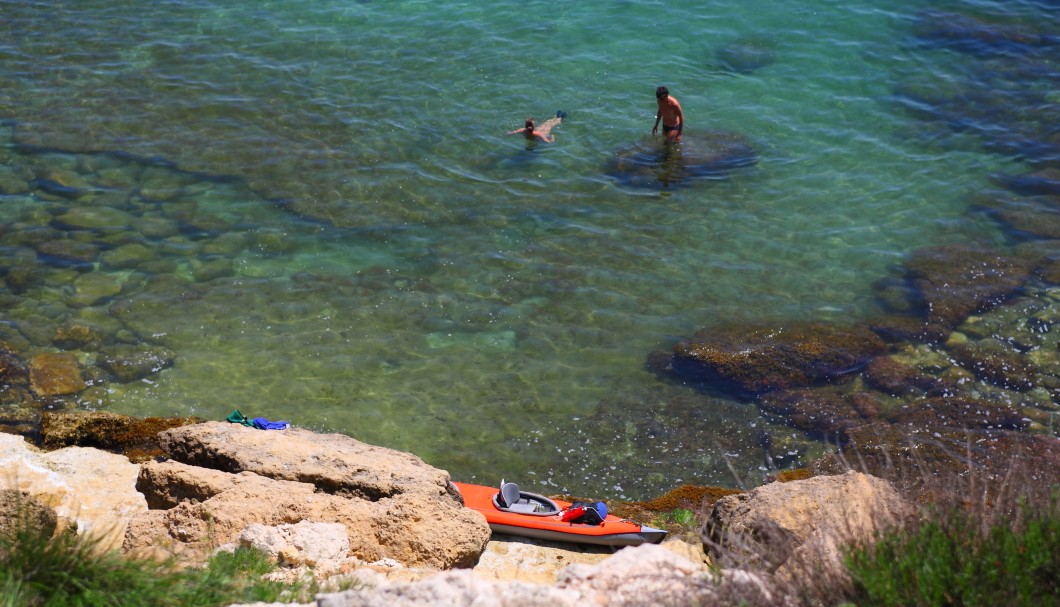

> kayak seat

[
  {"left": 493, "top": 482, "right": 561, "bottom": 516},
  {"left": 499, "top": 482, "right": 521, "bottom": 508}
]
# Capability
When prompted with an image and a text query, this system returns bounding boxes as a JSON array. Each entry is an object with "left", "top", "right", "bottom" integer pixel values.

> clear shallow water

[{"left": 0, "top": 0, "right": 1048, "bottom": 498}]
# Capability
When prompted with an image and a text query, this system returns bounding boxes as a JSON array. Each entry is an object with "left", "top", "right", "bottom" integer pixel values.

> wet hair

[
  {"left": 525, "top": 118, "right": 535, "bottom": 130},
  {"left": 656, "top": 86, "right": 669, "bottom": 99}
]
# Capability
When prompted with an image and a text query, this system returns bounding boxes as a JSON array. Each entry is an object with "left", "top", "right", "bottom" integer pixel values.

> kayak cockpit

[{"left": 492, "top": 481, "right": 560, "bottom": 516}]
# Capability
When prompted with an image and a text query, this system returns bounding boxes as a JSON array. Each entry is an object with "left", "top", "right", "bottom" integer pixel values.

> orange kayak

[{"left": 453, "top": 481, "right": 667, "bottom": 547}]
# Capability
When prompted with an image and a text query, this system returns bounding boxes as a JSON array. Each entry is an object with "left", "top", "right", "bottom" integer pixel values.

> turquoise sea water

[{"left": 0, "top": 0, "right": 1052, "bottom": 497}]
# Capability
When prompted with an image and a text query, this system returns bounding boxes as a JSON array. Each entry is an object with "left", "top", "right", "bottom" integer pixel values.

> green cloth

[{"left": 226, "top": 409, "right": 254, "bottom": 427}]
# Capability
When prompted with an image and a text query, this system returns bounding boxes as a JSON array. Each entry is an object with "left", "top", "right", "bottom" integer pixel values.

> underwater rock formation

[
  {"left": 996, "top": 167, "right": 1060, "bottom": 197},
  {"left": 715, "top": 36, "right": 777, "bottom": 74},
  {"left": 605, "top": 130, "right": 757, "bottom": 189},
  {"left": 911, "top": 10, "right": 1053, "bottom": 57},
  {"left": 756, "top": 388, "right": 875, "bottom": 439},
  {"left": 38, "top": 410, "right": 201, "bottom": 459},
  {"left": 863, "top": 355, "right": 946, "bottom": 397},
  {"left": 900, "top": 243, "right": 1034, "bottom": 332},
  {"left": 666, "top": 321, "right": 886, "bottom": 398}
]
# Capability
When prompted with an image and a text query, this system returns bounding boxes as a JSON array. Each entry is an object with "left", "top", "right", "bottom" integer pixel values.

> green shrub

[
  {"left": 0, "top": 511, "right": 310, "bottom": 607},
  {"left": 845, "top": 506, "right": 1060, "bottom": 607}
]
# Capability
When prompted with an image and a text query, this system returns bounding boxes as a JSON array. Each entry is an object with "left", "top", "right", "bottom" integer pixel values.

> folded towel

[{"left": 252, "top": 417, "right": 290, "bottom": 430}]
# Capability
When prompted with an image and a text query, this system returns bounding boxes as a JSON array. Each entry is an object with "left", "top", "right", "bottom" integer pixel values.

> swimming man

[
  {"left": 508, "top": 111, "right": 566, "bottom": 143},
  {"left": 652, "top": 86, "right": 684, "bottom": 143}
]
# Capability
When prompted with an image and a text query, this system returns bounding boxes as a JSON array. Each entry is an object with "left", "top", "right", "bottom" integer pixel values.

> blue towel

[{"left": 252, "top": 417, "right": 290, "bottom": 430}]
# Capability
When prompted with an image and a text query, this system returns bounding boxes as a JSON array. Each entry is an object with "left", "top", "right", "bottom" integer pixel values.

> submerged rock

[
  {"left": 0, "top": 166, "right": 30, "bottom": 195},
  {"left": 715, "top": 36, "right": 777, "bottom": 73},
  {"left": 70, "top": 271, "right": 124, "bottom": 307},
  {"left": 605, "top": 130, "right": 757, "bottom": 189},
  {"left": 667, "top": 321, "right": 886, "bottom": 397},
  {"left": 980, "top": 194, "right": 1060, "bottom": 241},
  {"left": 885, "top": 396, "right": 1029, "bottom": 431},
  {"left": 946, "top": 338, "right": 1036, "bottom": 391},
  {"left": 28, "top": 352, "right": 85, "bottom": 397},
  {"left": 815, "top": 423, "right": 1060, "bottom": 507},
  {"left": 38, "top": 410, "right": 201, "bottom": 458},
  {"left": 96, "top": 344, "right": 174, "bottom": 383},
  {"left": 911, "top": 10, "right": 1050, "bottom": 57},
  {"left": 756, "top": 388, "right": 874, "bottom": 439},
  {"left": 99, "top": 242, "right": 155, "bottom": 269},
  {"left": 53, "top": 206, "right": 134, "bottom": 230},
  {"left": 996, "top": 167, "right": 1060, "bottom": 197},
  {"left": 903, "top": 243, "right": 1034, "bottom": 332},
  {"left": 863, "top": 356, "right": 946, "bottom": 396},
  {"left": 35, "top": 238, "right": 101, "bottom": 267},
  {"left": 52, "top": 320, "right": 106, "bottom": 351}
]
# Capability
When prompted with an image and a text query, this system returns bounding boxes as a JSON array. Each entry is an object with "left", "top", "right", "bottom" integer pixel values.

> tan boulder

[
  {"left": 470, "top": 535, "right": 711, "bottom": 585},
  {"left": 124, "top": 460, "right": 379, "bottom": 563},
  {"left": 705, "top": 471, "right": 916, "bottom": 582},
  {"left": 135, "top": 456, "right": 241, "bottom": 509},
  {"left": 559, "top": 543, "right": 769, "bottom": 606},
  {"left": 126, "top": 424, "right": 490, "bottom": 569},
  {"left": 240, "top": 521, "right": 350, "bottom": 567},
  {"left": 318, "top": 569, "right": 582, "bottom": 607},
  {"left": 316, "top": 543, "right": 772, "bottom": 607},
  {"left": 471, "top": 535, "right": 613, "bottom": 584},
  {"left": 157, "top": 422, "right": 458, "bottom": 502},
  {"left": 0, "top": 489, "right": 58, "bottom": 541},
  {"left": 0, "top": 433, "right": 146, "bottom": 551}
]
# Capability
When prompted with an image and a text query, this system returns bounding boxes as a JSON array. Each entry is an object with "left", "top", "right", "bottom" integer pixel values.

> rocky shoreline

[
  {"left": 1, "top": 6, "right": 1059, "bottom": 603},
  {"left": 2, "top": 415, "right": 924, "bottom": 606}
]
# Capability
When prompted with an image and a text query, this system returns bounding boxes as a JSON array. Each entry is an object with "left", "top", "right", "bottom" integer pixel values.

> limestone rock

[
  {"left": 0, "top": 489, "right": 58, "bottom": 541},
  {"left": 558, "top": 543, "right": 726, "bottom": 605},
  {"left": 126, "top": 423, "right": 490, "bottom": 569},
  {"left": 704, "top": 471, "right": 915, "bottom": 583},
  {"left": 317, "top": 569, "right": 580, "bottom": 607},
  {"left": 0, "top": 434, "right": 147, "bottom": 551},
  {"left": 156, "top": 422, "right": 458, "bottom": 503},
  {"left": 135, "top": 458, "right": 240, "bottom": 509},
  {"left": 471, "top": 535, "right": 612, "bottom": 584},
  {"left": 240, "top": 521, "right": 350, "bottom": 567},
  {"left": 318, "top": 543, "right": 771, "bottom": 607}
]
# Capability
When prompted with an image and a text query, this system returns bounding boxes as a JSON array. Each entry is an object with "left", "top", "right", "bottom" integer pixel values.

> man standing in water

[
  {"left": 507, "top": 112, "right": 566, "bottom": 143},
  {"left": 652, "top": 86, "right": 684, "bottom": 143}
]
